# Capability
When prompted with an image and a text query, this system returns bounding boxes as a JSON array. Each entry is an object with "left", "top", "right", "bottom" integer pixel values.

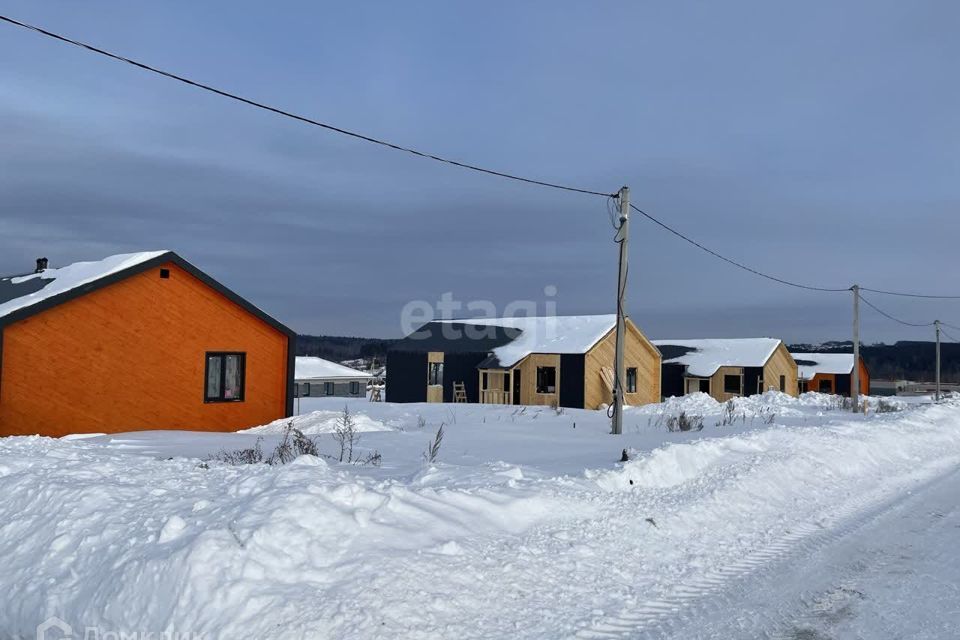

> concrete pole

[
  {"left": 935, "top": 320, "right": 941, "bottom": 403},
  {"left": 612, "top": 185, "right": 629, "bottom": 435},
  {"left": 851, "top": 285, "right": 861, "bottom": 413}
]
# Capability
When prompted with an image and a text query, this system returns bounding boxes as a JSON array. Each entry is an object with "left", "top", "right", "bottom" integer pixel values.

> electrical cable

[
  {"left": 629, "top": 203, "right": 849, "bottom": 292},
  {"left": 857, "top": 293, "right": 935, "bottom": 328},
  {"left": 0, "top": 14, "right": 616, "bottom": 199}
]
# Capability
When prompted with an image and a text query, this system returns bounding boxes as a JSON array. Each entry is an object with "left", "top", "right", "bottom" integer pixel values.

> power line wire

[
  {"left": 629, "top": 203, "right": 849, "bottom": 292},
  {"left": 940, "top": 321, "right": 960, "bottom": 332},
  {"left": 940, "top": 326, "right": 959, "bottom": 342},
  {"left": 0, "top": 14, "right": 616, "bottom": 199},
  {"left": 857, "top": 293, "right": 935, "bottom": 328},
  {"left": 8, "top": 13, "right": 960, "bottom": 303},
  {"left": 859, "top": 286, "right": 960, "bottom": 300}
]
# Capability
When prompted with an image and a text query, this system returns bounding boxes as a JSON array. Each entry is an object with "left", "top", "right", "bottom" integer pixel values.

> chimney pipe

[{"left": 35, "top": 257, "right": 48, "bottom": 273}]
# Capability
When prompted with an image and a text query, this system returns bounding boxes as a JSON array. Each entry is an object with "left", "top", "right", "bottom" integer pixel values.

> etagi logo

[{"left": 36, "top": 617, "right": 72, "bottom": 640}]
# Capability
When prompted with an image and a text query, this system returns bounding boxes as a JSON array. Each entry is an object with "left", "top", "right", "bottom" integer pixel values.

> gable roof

[
  {"left": 295, "top": 356, "right": 372, "bottom": 380},
  {"left": 392, "top": 315, "right": 619, "bottom": 369},
  {"left": 652, "top": 338, "right": 782, "bottom": 377},
  {"left": 0, "top": 251, "right": 295, "bottom": 339},
  {"left": 0, "top": 252, "right": 168, "bottom": 320},
  {"left": 790, "top": 352, "right": 855, "bottom": 380}
]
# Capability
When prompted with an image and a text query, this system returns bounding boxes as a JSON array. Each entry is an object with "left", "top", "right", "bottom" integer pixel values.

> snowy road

[{"left": 636, "top": 463, "right": 960, "bottom": 639}]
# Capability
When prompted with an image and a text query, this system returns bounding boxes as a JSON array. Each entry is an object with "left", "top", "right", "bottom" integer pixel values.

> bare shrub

[
  {"left": 666, "top": 411, "right": 704, "bottom": 432},
  {"left": 357, "top": 450, "right": 382, "bottom": 466},
  {"left": 875, "top": 399, "right": 901, "bottom": 413},
  {"left": 424, "top": 423, "right": 445, "bottom": 463},
  {"left": 717, "top": 400, "right": 744, "bottom": 427},
  {"left": 334, "top": 406, "right": 359, "bottom": 463},
  {"left": 209, "top": 437, "right": 264, "bottom": 465},
  {"left": 268, "top": 421, "right": 320, "bottom": 465},
  {"left": 417, "top": 414, "right": 427, "bottom": 429}
]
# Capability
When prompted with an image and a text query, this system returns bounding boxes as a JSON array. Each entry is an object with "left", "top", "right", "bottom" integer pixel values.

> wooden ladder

[{"left": 453, "top": 381, "right": 468, "bottom": 403}]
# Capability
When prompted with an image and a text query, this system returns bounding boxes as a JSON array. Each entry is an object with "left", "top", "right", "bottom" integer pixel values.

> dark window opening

[
  {"left": 303, "top": 382, "right": 311, "bottom": 397},
  {"left": 159, "top": 268, "right": 170, "bottom": 279},
  {"left": 503, "top": 372, "right": 510, "bottom": 391},
  {"left": 350, "top": 381, "right": 360, "bottom": 395},
  {"left": 428, "top": 362, "right": 444, "bottom": 386},
  {"left": 536, "top": 366, "right": 557, "bottom": 394},
  {"left": 626, "top": 367, "right": 638, "bottom": 393},
  {"left": 819, "top": 379, "right": 832, "bottom": 393},
  {"left": 482, "top": 372, "right": 489, "bottom": 389},
  {"left": 779, "top": 375, "right": 786, "bottom": 392},
  {"left": 799, "top": 381, "right": 809, "bottom": 393},
  {"left": 723, "top": 374, "right": 742, "bottom": 395},
  {"left": 324, "top": 381, "right": 335, "bottom": 395},
  {"left": 698, "top": 378, "right": 710, "bottom": 393},
  {"left": 205, "top": 352, "right": 245, "bottom": 402}
]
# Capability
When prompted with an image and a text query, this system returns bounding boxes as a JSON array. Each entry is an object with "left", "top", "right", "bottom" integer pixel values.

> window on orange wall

[{"left": 205, "top": 353, "right": 245, "bottom": 402}]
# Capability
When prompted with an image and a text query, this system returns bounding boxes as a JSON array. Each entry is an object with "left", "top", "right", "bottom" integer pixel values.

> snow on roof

[
  {"left": 438, "top": 315, "right": 616, "bottom": 368},
  {"left": 791, "top": 352, "right": 855, "bottom": 380},
  {"left": 295, "top": 357, "right": 372, "bottom": 380},
  {"left": 653, "top": 338, "right": 782, "bottom": 377},
  {"left": 0, "top": 251, "right": 170, "bottom": 320}
]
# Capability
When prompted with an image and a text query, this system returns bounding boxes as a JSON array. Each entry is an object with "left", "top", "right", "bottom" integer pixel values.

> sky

[{"left": 1, "top": 1, "right": 959, "bottom": 342}]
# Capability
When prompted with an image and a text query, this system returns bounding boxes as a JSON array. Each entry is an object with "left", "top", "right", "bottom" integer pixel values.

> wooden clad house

[
  {"left": 387, "top": 315, "right": 661, "bottom": 409},
  {"left": 0, "top": 252, "right": 295, "bottom": 437},
  {"left": 791, "top": 352, "right": 870, "bottom": 396},
  {"left": 295, "top": 356, "right": 372, "bottom": 398},
  {"left": 655, "top": 338, "right": 798, "bottom": 402}
]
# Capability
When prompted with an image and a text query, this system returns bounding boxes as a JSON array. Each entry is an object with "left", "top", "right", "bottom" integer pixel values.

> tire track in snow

[{"left": 574, "top": 457, "right": 960, "bottom": 639}]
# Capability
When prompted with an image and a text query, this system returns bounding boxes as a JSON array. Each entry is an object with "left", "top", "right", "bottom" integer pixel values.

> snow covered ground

[{"left": 1, "top": 392, "right": 958, "bottom": 639}]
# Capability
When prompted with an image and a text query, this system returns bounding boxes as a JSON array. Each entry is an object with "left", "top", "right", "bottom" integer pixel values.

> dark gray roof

[
  {"left": 390, "top": 321, "right": 522, "bottom": 354},
  {"left": 0, "top": 274, "right": 52, "bottom": 307},
  {"left": 656, "top": 344, "right": 699, "bottom": 361}
]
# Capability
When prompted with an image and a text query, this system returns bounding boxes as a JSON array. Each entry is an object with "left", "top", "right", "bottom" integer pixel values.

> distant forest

[
  {"left": 297, "top": 335, "right": 959, "bottom": 382},
  {"left": 788, "top": 341, "right": 960, "bottom": 382},
  {"left": 296, "top": 335, "right": 396, "bottom": 365}
]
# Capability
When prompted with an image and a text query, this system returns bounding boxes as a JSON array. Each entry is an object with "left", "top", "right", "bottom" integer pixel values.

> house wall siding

[
  {"left": 384, "top": 351, "right": 427, "bottom": 403},
  {"left": 0, "top": 261, "right": 289, "bottom": 437},
  {"left": 584, "top": 321, "right": 661, "bottom": 409},
  {"left": 763, "top": 343, "right": 798, "bottom": 397},
  {"left": 515, "top": 353, "right": 561, "bottom": 406}
]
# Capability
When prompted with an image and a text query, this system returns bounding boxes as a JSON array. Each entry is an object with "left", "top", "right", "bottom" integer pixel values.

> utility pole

[
  {"left": 611, "top": 185, "right": 629, "bottom": 435},
  {"left": 851, "top": 284, "right": 861, "bottom": 413},
  {"left": 935, "top": 320, "right": 941, "bottom": 403}
]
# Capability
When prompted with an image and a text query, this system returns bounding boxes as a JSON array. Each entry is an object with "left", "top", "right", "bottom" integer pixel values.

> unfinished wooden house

[
  {"left": 0, "top": 251, "right": 295, "bottom": 437},
  {"left": 386, "top": 315, "right": 661, "bottom": 409},
  {"left": 655, "top": 338, "right": 798, "bottom": 402},
  {"left": 791, "top": 352, "right": 870, "bottom": 396}
]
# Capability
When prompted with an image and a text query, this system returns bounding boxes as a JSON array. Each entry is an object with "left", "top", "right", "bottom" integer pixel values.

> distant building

[
  {"left": 791, "top": 352, "right": 869, "bottom": 396},
  {"left": 295, "top": 357, "right": 372, "bottom": 398},
  {"left": 387, "top": 315, "right": 661, "bottom": 409},
  {"left": 655, "top": 338, "right": 798, "bottom": 402},
  {"left": 0, "top": 252, "right": 295, "bottom": 437}
]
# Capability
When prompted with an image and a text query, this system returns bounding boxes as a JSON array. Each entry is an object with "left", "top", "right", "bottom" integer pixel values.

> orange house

[
  {"left": 792, "top": 352, "right": 870, "bottom": 397},
  {"left": 0, "top": 251, "right": 295, "bottom": 437}
]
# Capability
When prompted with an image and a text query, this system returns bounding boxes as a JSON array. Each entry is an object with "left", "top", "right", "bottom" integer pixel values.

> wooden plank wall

[
  {"left": 763, "top": 343, "right": 798, "bottom": 397},
  {"left": 583, "top": 320, "right": 661, "bottom": 409},
  {"left": 0, "top": 261, "right": 289, "bottom": 437},
  {"left": 515, "top": 353, "right": 561, "bottom": 407},
  {"left": 708, "top": 366, "right": 746, "bottom": 403}
]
